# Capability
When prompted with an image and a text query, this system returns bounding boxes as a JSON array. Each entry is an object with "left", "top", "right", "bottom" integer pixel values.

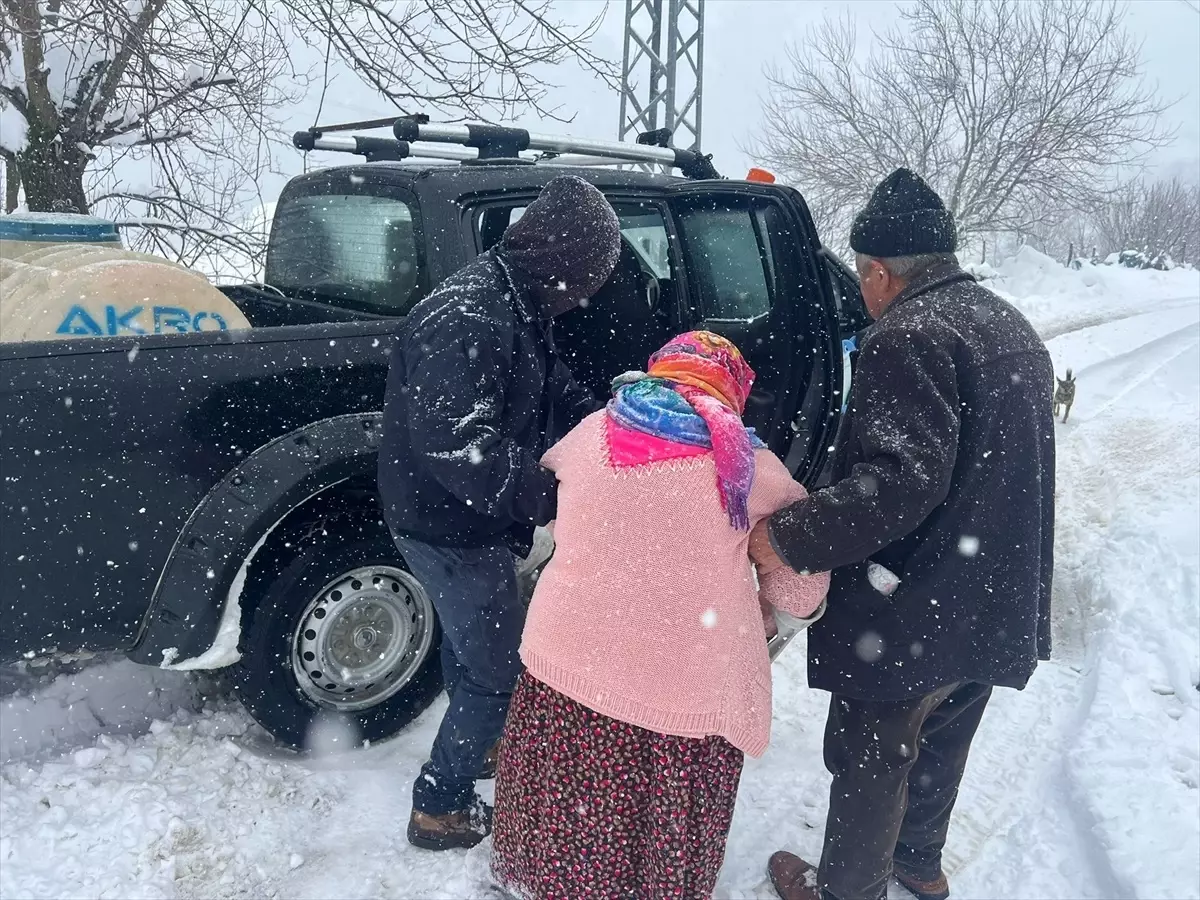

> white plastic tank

[{"left": 0, "top": 213, "right": 249, "bottom": 343}]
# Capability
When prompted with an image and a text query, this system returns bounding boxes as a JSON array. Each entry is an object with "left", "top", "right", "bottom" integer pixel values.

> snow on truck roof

[{"left": 283, "top": 159, "right": 686, "bottom": 192}]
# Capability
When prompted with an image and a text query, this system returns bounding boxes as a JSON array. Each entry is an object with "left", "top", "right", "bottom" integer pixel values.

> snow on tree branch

[
  {"left": 0, "top": 0, "right": 613, "bottom": 273},
  {"left": 1094, "top": 177, "right": 1200, "bottom": 267}
]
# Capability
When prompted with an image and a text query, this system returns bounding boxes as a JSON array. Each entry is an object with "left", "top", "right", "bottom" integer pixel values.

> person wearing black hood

[
  {"left": 378, "top": 175, "right": 621, "bottom": 850},
  {"left": 763, "top": 169, "right": 1055, "bottom": 900}
]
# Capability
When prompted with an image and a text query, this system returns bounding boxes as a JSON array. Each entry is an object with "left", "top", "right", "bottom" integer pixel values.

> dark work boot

[
  {"left": 406, "top": 797, "right": 493, "bottom": 851},
  {"left": 768, "top": 851, "right": 822, "bottom": 900},
  {"left": 894, "top": 866, "right": 951, "bottom": 900}
]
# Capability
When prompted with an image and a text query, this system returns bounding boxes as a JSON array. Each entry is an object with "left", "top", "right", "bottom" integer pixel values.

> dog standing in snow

[{"left": 1053, "top": 369, "right": 1076, "bottom": 422}]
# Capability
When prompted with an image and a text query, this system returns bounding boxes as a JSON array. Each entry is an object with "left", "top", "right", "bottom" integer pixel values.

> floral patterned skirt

[{"left": 491, "top": 672, "right": 744, "bottom": 900}]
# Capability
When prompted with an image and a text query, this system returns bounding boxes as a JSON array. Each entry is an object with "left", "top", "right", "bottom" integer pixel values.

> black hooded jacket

[
  {"left": 378, "top": 176, "right": 620, "bottom": 553},
  {"left": 769, "top": 262, "right": 1056, "bottom": 700}
]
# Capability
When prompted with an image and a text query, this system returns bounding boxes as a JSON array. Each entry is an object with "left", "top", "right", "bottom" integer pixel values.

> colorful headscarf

[{"left": 607, "top": 331, "right": 761, "bottom": 530}]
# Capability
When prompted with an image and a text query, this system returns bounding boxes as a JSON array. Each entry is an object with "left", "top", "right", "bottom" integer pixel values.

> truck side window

[
  {"left": 674, "top": 202, "right": 773, "bottom": 321},
  {"left": 266, "top": 194, "right": 421, "bottom": 315},
  {"left": 478, "top": 204, "right": 668, "bottom": 280},
  {"left": 559, "top": 199, "right": 677, "bottom": 396},
  {"left": 472, "top": 197, "right": 679, "bottom": 399},
  {"left": 616, "top": 207, "right": 671, "bottom": 282},
  {"left": 474, "top": 200, "right": 675, "bottom": 318}
]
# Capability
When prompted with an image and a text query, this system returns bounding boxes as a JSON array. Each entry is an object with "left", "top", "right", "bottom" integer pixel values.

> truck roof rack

[{"left": 292, "top": 116, "right": 720, "bottom": 180}]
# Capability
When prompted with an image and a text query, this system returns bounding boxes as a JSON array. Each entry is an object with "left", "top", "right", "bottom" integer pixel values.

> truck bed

[{"left": 0, "top": 318, "right": 399, "bottom": 662}]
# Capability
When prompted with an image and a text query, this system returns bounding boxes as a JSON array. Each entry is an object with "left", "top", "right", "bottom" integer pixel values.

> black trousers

[
  {"left": 818, "top": 681, "right": 992, "bottom": 900},
  {"left": 392, "top": 537, "right": 523, "bottom": 816}
]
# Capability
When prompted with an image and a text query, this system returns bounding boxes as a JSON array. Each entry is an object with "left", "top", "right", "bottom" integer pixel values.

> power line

[{"left": 1176, "top": 0, "right": 1199, "bottom": 14}]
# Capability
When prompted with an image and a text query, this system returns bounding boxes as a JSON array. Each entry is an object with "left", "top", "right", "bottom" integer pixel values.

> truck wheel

[{"left": 232, "top": 510, "right": 441, "bottom": 749}]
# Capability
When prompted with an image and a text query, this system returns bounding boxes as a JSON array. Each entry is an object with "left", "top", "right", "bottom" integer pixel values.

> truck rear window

[{"left": 266, "top": 194, "right": 421, "bottom": 315}]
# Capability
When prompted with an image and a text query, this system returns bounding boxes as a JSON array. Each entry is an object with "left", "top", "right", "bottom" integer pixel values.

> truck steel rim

[{"left": 291, "top": 565, "right": 434, "bottom": 712}]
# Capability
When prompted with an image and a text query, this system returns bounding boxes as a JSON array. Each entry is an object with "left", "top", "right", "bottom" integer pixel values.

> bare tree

[
  {"left": 1093, "top": 176, "right": 1199, "bottom": 266},
  {"left": 750, "top": 0, "right": 1174, "bottom": 252},
  {"left": 0, "top": 0, "right": 612, "bottom": 267}
]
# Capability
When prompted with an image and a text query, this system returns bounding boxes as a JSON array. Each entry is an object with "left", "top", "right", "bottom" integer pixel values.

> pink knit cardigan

[{"left": 519, "top": 412, "right": 829, "bottom": 758}]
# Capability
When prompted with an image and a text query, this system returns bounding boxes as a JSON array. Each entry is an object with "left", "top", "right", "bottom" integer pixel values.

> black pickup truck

[{"left": 0, "top": 122, "right": 867, "bottom": 747}]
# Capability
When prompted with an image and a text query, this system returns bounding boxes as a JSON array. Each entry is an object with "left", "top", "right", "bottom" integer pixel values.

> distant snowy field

[{"left": 2, "top": 251, "right": 1198, "bottom": 900}]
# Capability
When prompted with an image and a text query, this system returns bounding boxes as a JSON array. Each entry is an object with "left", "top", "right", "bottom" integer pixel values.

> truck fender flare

[{"left": 128, "top": 412, "right": 385, "bottom": 667}]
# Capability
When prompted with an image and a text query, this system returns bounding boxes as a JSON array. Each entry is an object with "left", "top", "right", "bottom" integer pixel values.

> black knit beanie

[
  {"left": 498, "top": 175, "right": 621, "bottom": 318},
  {"left": 850, "top": 168, "right": 957, "bottom": 258}
]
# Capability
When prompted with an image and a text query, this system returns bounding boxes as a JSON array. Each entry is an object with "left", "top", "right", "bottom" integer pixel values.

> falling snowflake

[
  {"left": 854, "top": 631, "right": 886, "bottom": 663},
  {"left": 858, "top": 473, "right": 880, "bottom": 496},
  {"left": 700, "top": 609, "right": 718, "bottom": 629},
  {"left": 958, "top": 535, "right": 980, "bottom": 557}
]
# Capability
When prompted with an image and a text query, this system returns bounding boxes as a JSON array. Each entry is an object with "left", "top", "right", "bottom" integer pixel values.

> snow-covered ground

[{"left": 2, "top": 250, "right": 1198, "bottom": 900}]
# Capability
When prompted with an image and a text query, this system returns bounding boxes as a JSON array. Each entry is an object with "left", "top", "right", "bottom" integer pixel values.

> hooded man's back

[
  {"left": 377, "top": 174, "right": 621, "bottom": 849},
  {"left": 379, "top": 174, "right": 619, "bottom": 553}
]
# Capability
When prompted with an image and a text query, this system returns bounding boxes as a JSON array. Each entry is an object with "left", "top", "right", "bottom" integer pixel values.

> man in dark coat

[
  {"left": 766, "top": 169, "right": 1055, "bottom": 900},
  {"left": 378, "top": 175, "right": 620, "bottom": 850}
]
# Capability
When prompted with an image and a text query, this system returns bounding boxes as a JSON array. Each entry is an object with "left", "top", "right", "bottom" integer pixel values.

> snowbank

[
  {"left": 966, "top": 246, "right": 1200, "bottom": 340},
  {"left": 0, "top": 660, "right": 202, "bottom": 764}
]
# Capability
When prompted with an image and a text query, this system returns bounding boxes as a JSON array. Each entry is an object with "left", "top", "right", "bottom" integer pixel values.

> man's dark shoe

[
  {"left": 406, "top": 798, "right": 493, "bottom": 851},
  {"left": 768, "top": 850, "right": 822, "bottom": 900},
  {"left": 477, "top": 739, "right": 502, "bottom": 780},
  {"left": 894, "top": 866, "right": 950, "bottom": 900}
]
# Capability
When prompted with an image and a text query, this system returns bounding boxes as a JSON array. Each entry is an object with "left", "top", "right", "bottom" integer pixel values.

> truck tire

[{"left": 232, "top": 508, "right": 442, "bottom": 749}]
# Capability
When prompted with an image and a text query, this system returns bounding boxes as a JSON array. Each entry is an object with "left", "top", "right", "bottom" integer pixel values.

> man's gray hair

[{"left": 855, "top": 252, "right": 958, "bottom": 279}]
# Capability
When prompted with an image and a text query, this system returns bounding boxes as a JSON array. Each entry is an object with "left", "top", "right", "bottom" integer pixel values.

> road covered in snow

[{"left": 2, "top": 249, "right": 1198, "bottom": 900}]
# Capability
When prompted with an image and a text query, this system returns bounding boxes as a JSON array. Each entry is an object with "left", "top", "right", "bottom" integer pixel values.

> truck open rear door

[{"left": 664, "top": 181, "right": 844, "bottom": 486}]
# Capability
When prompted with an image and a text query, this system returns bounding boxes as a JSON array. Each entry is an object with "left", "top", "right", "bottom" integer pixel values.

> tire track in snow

[
  {"left": 1068, "top": 321, "right": 1199, "bottom": 423},
  {"left": 1044, "top": 313, "right": 1198, "bottom": 660},
  {"left": 1035, "top": 332, "right": 1200, "bottom": 899},
  {"left": 1053, "top": 650, "right": 1138, "bottom": 900},
  {"left": 1036, "top": 294, "right": 1200, "bottom": 342},
  {"left": 945, "top": 664, "right": 1113, "bottom": 900}
]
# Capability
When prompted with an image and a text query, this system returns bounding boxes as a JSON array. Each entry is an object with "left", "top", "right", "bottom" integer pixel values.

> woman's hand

[{"left": 749, "top": 519, "right": 786, "bottom": 575}]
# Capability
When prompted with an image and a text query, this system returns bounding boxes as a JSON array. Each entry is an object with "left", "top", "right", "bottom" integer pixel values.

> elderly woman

[{"left": 490, "top": 331, "right": 828, "bottom": 900}]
